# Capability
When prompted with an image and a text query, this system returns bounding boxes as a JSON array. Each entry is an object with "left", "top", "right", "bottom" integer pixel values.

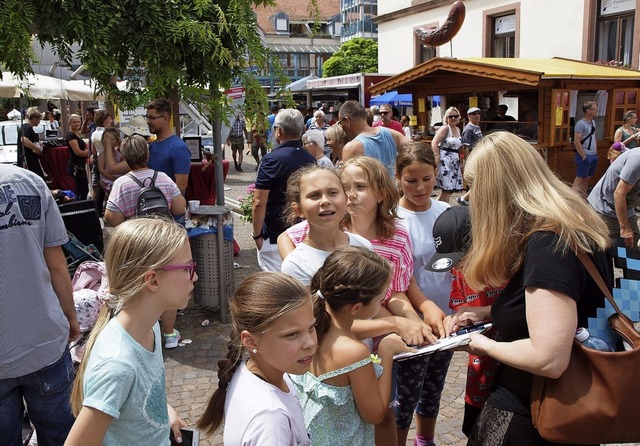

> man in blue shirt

[
  {"left": 252, "top": 108, "right": 316, "bottom": 271},
  {"left": 145, "top": 98, "right": 191, "bottom": 349},
  {"left": 146, "top": 99, "right": 191, "bottom": 194}
]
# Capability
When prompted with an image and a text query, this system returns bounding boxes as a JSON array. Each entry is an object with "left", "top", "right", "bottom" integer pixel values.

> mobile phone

[
  {"left": 169, "top": 427, "right": 199, "bottom": 446},
  {"left": 450, "top": 322, "right": 493, "bottom": 337}
]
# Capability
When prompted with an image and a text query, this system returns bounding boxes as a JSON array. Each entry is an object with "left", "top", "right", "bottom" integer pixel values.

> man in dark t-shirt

[
  {"left": 252, "top": 108, "right": 315, "bottom": 272},
  {"left": 18, "top": 107, "right": 45, "bottom": 179}
]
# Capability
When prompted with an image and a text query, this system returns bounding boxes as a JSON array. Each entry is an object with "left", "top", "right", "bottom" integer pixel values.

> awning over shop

[
  {"left": 268, "top": 74, "right": 319, "bottom": 98},
  {"left": 265, "top": 43, "right": 341, "bottom": 54},
  {"left": 369, "top": 91, "right": 413, "bottom": 107},
  {"left": 370, "top": 57, "right": 640, "bottom": 95}
]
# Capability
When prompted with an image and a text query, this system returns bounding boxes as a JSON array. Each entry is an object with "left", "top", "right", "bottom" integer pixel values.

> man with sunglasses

[
  {"left": 146, "top": 98, "right": 191, "bottom": 194},
  {"left": 373, "top": 103, "right": 404, "bottom": 134},
  {"left": 461, "top": 107, "right": 483, "bottom": 153},
  {"left": 340, "top": 100, "right": 411, "bottom": 178},
  {"left": 457, "top": 107, "right": 483, "bottom": 205},
  {"left": 146, "top": 98, "right": 191, "bottom": 348}
]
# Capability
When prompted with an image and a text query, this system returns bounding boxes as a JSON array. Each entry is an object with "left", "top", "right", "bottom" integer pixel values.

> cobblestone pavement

[{"left": 164, "top": 153, "right": 469, "bottom": 446}]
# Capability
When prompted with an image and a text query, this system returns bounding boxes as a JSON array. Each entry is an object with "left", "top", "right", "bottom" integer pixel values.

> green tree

[
  {"left": 0, "top": 0, "right": 277, "bottom": 117},
  {"left": 322, "top": 38, "right": 378, "bottom": 77}
]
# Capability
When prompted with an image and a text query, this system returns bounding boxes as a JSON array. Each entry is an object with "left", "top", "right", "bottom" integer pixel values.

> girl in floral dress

[{"left": 291, "top": 247, "right": 413, "bottom": 446}]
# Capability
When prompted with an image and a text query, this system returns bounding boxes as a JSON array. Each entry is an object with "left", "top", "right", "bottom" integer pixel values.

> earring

[{"left": 252, "top": 348, "right": 258, "bottom": 354}]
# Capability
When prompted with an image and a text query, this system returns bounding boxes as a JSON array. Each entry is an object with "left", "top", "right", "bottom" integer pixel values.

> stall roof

[{"left": 370, "top": 57, "right": 640, "bottom": 95}]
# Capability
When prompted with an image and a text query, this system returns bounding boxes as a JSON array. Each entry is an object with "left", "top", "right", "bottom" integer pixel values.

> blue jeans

[{"left": 0, "top": 348, "right": 76, "bottom": 446}]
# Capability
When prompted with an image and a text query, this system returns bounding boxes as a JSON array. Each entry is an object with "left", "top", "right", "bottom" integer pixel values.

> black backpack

[{"left": 127, "top": 171, "right": 172, "bottom": 219}]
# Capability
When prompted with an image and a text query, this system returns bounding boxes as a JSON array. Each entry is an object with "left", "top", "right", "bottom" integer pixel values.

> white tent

[
  {"left": 65, "top": 79, "right": 104, "bottom": 101},
  {"left": 1, "top": 72, "right": 103, "bottom": 100},
  {"left": 0, "top": 73, "right": 22, "bottom": 98}
]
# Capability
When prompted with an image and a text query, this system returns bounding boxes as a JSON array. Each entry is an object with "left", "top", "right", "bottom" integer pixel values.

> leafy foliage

[
  {"left": 322, "top": 38, "right": 378, "bottom": 77},
  {"left": 0, "top": 0, "right": 275, "bottom": 119}
]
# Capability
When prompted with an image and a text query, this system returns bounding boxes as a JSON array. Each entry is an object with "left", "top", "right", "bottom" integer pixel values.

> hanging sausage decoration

[{"left": 415, "top": 1, "right": 466, "bottom": 47}]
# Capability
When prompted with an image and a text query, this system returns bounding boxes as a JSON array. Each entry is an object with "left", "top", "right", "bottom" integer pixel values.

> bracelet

[{"left": 252, "top": 232, "right": 263, "bottom": 240}]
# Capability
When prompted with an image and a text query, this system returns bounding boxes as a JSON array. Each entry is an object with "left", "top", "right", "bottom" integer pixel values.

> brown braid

[
  {"left": 197, "top": 329, "right": 243, "bottom": 435},
  {"left": 197, "top": 272, "right": 310, "bottom": 437},
  {"left": 310, "top": 246, "right": 391, "bottom": 342}
]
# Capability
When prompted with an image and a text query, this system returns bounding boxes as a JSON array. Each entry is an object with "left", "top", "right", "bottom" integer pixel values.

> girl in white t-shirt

[
  {"left": 198, "top": 272, "right": 317, "bottom": 445},
  {"left": 66, "top": 218, "right": 189, "bottom": 445},
  {"left": 280, "top": 165, "right": 371, "bottom": 285},
  {"left": 291, "top": 246, "right": 413, "bottom": 446},
  {"left": 394, "top": 142, "right": 453, "bottom": 446}
]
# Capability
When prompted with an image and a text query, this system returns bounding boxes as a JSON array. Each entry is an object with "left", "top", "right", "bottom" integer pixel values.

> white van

[{"left": 0, "top": 120, "right": 19, "bottom": 164}]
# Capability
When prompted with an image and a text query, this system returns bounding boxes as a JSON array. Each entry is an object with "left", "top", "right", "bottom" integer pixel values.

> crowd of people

[{"left": 2, "top": 96, "right": 635, "bottom": 446}]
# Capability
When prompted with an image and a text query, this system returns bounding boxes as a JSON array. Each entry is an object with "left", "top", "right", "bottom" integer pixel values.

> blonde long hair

[
  {"left": 462, "top": 132, "right": 610, "bottom": 290},
  {"left": 70, "top": 218, "right": 188, "bottom": 415},
  {"left": 339, "top": 156, "right": 399, "bottom": 240}
]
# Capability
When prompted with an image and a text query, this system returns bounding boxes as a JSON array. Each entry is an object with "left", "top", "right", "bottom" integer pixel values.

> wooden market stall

[{"left": 370, "top": 57, "right": 640, "bottom": 183}]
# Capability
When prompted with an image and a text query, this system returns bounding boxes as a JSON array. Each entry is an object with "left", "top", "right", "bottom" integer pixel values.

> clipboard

[{"left": 393, "top": 323, "right": 492, "bottom": 361}]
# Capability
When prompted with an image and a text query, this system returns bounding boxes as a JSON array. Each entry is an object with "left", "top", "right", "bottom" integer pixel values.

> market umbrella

[
  {"left": 369, "top": 91, "right": 413, "bottom": 107},
  {"left": 0, "top": 73, "right": 22, "bottom": 98}
]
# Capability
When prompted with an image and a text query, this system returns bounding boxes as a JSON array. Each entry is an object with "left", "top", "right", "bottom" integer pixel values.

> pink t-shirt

[
  {"left": 106, "top": 168, "right": 181, "bottom": 219},
  {"left": 285, "top": 219, "right": 414, "bottom": 303}
]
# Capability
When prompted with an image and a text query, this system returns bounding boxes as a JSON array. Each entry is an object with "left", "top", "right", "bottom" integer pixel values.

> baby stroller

[
  {"left": 68, "top": 261, "right": 109, "bottom": 366},
  {"left": 62, "top": 230, "right": 102, "bottom": 275}
]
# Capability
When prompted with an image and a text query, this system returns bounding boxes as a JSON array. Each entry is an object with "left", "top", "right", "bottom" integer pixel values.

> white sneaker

[{"left": 164, "top": 329, "right": 181, "bottom": 349}]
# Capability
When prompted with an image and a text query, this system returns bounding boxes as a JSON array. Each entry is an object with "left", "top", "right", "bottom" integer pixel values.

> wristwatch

[{"left": 252, "top": 232, "right": 263, "bottom": 240}]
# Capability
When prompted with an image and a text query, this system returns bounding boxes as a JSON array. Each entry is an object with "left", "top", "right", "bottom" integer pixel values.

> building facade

[
  {"left": 376, "top": 0, "right": 640, "bottom": 73},
  {"left": 341, "top": 0, "right": 378, "bottom": 41},
  {"left": 254, "top": 0, "right": 342, "bottom": 87}
]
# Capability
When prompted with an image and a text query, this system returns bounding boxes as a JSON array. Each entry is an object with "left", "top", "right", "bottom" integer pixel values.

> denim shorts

[
  {"left": 0, "top": 348, "right": 75, "bottom": 446},
  {"left": 575, "top": 153, "right": 598, "bottom": 178}
]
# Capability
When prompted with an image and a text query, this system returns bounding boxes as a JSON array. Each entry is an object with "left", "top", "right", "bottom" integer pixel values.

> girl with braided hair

[
  {"left": 66, "top": 218, "right": 190, "bottom": 445},
  {"left": 197, "top": 272, "right": 317, "bottom": 445},
  {"left": 291, "top": 247, "right": 413, "bottom": 446}
]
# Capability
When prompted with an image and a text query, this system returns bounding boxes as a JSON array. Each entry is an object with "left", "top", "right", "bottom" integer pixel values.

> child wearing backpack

[{"left": 104, "top": 135, "right": 186, "bottom": 227}]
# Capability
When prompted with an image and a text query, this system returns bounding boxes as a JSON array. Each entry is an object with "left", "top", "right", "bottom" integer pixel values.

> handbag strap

[{"left": 577, "top": 252, "right": 623, "bottom": 316}]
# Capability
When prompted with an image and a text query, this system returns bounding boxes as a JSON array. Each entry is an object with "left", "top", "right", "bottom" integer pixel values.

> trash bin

[{"left": 187, "top": 205, "right": 234, "bottom": 320}]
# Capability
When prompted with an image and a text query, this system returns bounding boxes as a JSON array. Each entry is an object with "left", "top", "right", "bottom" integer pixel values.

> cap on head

[
  {"left": 467, "top": 107, "right": 481, "bottom": 115},
  {"left": 425, "top": 206, "right": 471, "bottom": 272}
]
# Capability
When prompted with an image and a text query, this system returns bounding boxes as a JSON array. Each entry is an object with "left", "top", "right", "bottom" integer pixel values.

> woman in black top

[
  {"left": 456, "top": 132, "right": 611, "bottom": 445},
  {"left": 66, "top": 114, "right": 90, "bottom": 200}
]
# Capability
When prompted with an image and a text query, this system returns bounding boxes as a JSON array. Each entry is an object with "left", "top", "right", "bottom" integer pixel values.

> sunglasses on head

[{"left": 448, "top": 115, "right": 460, "bottom": 119}]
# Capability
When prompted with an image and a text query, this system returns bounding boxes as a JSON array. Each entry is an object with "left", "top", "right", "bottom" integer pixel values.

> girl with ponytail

[
  {"left": 197, "top": 272, "right": 317, "bottom": 445},
  {"left": 66, "top": 218, "right": 191, "bottom": 445},
  {"left": 290, "top": 246, "right": 414, "bottom": 446}
]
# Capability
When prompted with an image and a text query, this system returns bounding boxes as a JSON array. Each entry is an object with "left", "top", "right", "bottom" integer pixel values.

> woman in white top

[
  {"left": 90, "top": 109, "right": 114, "bottom": 214},
  {"left": 431, "top": 107, "right": 463, "bottom": 204}
]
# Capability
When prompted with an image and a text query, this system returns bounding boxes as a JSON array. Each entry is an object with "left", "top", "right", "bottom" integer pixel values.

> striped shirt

[
  {"left": 106, "top": 168, "right": 181, "bottom": 219},
  {"left": 230, "top": 118, "right": 246, "bottom": 138}
]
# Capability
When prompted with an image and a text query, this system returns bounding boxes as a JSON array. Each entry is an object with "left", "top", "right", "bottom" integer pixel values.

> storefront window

[
  {"left": 596, "top": 0, "right": 635, "bottom": 65},
  {"left": 492, "top": 14, "right": 516, "bottom": 58}
]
